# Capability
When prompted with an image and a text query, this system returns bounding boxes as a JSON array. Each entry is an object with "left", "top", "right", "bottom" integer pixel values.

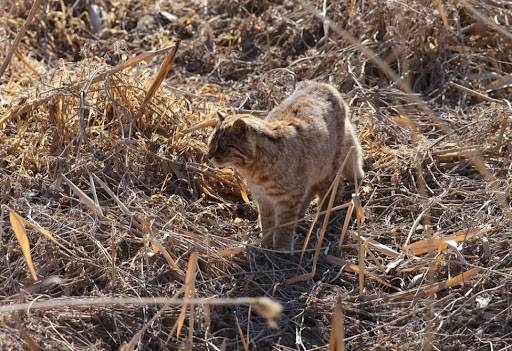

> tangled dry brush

[{"left": 0, "top": 0, "right": 511, "bottom": 350}]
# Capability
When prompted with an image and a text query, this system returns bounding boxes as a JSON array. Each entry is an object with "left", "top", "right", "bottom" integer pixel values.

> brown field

[{"left": 1, "top": 0, "right": 511, "bottom": 350}]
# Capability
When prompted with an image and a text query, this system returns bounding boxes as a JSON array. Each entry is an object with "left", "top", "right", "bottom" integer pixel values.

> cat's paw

[
  {"left": 260, "top": 231, "right": 275, "bottom": 249},
  {"left": 272, "top": 232, "right": 295, "bottom": 251}
]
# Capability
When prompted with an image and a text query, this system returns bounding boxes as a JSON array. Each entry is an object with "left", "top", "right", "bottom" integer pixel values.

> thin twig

[{"left": 0, "top": 0, "right": 44, "bottom": 79}]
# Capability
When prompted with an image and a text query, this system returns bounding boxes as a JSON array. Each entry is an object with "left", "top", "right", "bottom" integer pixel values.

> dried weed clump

[{"left": 1, "top": 0, "right": 511, "bottom": 350}]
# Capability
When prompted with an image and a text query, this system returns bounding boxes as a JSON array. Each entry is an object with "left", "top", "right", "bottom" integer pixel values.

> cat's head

[{"left": 206, "top": 112, "right": 258, "bottom": 169}]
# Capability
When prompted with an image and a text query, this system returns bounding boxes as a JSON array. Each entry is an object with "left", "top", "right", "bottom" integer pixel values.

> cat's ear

[
  {"left": 232, "top": 118, "right": 247, "bottom": 133},
  {"left": 217, "top": 111, "right": 226, "bottom": 122}
]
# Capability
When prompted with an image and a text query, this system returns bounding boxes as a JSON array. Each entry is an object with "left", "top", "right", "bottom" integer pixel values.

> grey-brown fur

[{"left": 207, "top": 81, "right": 364, "bottom": 249}]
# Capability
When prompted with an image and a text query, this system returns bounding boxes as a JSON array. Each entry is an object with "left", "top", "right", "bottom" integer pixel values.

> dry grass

[{"left": 1, "top": 0, "right": 511, "bottom": 350}]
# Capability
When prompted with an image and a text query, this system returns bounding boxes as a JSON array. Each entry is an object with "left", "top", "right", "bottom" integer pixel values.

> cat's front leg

[
  {"left": 257, "top": 198, "right": 276, "bottom": 248},
  {"left": 272, "top": 197, "right": 304, "bottom": 250}
]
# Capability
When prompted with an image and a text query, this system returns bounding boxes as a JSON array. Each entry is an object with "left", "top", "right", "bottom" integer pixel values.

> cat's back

[{"left": 265, "top": 81, "right": 346, "bottom": 126}]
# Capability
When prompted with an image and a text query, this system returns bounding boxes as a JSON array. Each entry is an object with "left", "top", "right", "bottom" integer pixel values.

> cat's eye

[{"left": 225, "top": 144, "right": 244, "bottom": 155}]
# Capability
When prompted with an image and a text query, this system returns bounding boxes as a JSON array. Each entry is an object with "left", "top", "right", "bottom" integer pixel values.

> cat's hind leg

[
  {"left": 341, "top": 128, "right": 364, "bottom": 184},
  {"left": 314, "top": 179, "right": 347, "bottom": 213}
]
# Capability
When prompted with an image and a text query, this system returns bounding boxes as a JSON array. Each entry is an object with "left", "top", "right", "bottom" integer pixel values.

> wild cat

[{"left": 206, "top": 81, "right": 364, "bottom": 249}]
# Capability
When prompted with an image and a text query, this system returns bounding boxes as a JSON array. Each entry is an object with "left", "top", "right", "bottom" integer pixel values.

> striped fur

[{"left": 207, "top": 81, "right": 364, "bottom": 249}]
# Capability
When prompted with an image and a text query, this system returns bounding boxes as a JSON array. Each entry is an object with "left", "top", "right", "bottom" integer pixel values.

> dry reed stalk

[
  {"left": 328, "top": 300, "right": 345, "bottom": 351},
  {"left": 91, "top": 173, "right": 132, "bottom": 216},
  {"left": 353, "top": 193, "right": 366, "bottom": 294},
  {"left": 433, "top": 0, "right": 449, "bottom": 27},
  {"left": 234, "top": 313, "right": 249, "bottom": 351},
  {"left": 449, "top": 81, "right": 505, "bottom": 104},
  {"left": 348, "top": 0, "right": 357, "bottom": 17},
  {"left": 9, "top": 210, "right": 38, "bottom": 282},
  {"left": 61, "top": 174, "right": 104, "bottom": 217},
  {"left": 149, "top": 239, "right": 184, "bottom": 278},
  {"left": 179, "top": 118, "right": 218, "bottom": 135},
  {"left": 402, "top": 226, "right": 491, "bottom": 255},
  {"left": 0, "top": 296, "right": 282, "bottom": 322},
  {"left": 174, "top": 251, "right": 198, "bottom": 338},
  {"left": 18, "top": 326, "right": 41, "bottom": 351},
  {"left": 326, "top": 255, "right": 393, "bottom": 288},
  {"left": 120, "top": 307, "right": 167, "bottom": 351},
  {"left": 338, "top": 200, "right": 354, "bottom": 250},
  {"left": 135, "top": 40, "right": 180, "bottom": 121},
  {"left": 21, "top": 216, "right": 73, "bottom": 256},
  {"left": 387, "top": 267, "right": 480, "bottom": 302},
  {"left": 0, "top": 0, "right": 44, "bottom": 79},
  {"left": 349, "top": 232, "right": 401, "bottom": 258}
]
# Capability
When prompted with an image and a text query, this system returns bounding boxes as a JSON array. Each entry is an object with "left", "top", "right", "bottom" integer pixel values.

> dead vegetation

[{"left": 0, "top": 0, "right": 511, "bottom": 350}]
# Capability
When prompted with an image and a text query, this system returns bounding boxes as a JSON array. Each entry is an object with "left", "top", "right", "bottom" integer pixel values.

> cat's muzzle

[{"left": 206, "top": 152, "right": 222, "bottom": 166}]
